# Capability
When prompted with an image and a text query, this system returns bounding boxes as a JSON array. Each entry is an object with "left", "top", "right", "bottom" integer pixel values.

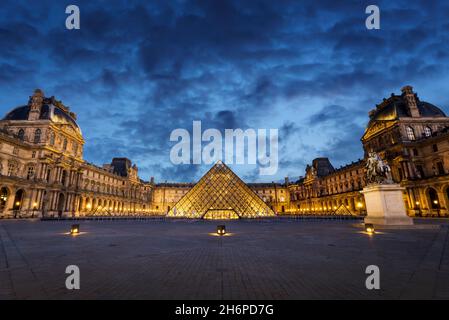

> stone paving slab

[{"left": 0, "top": 219, "right": 448, "bottom": 299}]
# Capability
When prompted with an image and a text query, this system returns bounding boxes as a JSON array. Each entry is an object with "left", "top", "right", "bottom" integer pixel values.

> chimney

[
  {"left": 28, "top": 89, "right": 44, "bottom": 121},
  {"left": 284, "top": 177, "right": 289, "bottom": 185},
  {"left": 150, "top": 176, "right": 155, "bottom": 184},
  {"left": 401, "top": 85, "right": 420, "bottom": 118}
]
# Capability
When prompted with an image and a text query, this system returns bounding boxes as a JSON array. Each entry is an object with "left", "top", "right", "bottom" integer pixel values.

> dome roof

[
  {"left": 3, "top": 101, "right": 82, "bottom": 135},
  {"left": 367, "top": 94, "right": 446, "bottom": 125}
]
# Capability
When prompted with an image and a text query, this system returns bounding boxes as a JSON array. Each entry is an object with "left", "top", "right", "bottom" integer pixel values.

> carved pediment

[{"left": 363, "top": 120, "right": 396, "bottom": 141}]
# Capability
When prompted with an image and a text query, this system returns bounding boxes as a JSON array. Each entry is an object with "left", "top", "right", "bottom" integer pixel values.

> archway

[
  {"left": 428, "top": 188, "right": 440, "bottom": 209},
  {"left": 57, "top": 193, "right": 65, "bottom": 217},
  {"left": 0, "top": 187, "right": 9, "bottom": 212},
  {"left": 12, "top": 189, "right": 24, "bottom": 210}
]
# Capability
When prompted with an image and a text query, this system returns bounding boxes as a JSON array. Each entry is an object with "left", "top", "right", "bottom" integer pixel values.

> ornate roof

[
  {"left": 367, "top": 93, "right": 445, "bottom": 124},
  {"left": 2, "top": 94, "right": 82, "bottom": 134}
]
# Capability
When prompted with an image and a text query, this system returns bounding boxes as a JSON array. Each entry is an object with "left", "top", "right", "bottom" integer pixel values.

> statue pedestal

[{"left": 361, "top": 184, "right": 413, "bottom": 226}]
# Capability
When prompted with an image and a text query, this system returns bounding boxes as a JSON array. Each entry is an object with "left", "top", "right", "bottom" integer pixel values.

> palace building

[
  {"left": 0, "top": 89, "right": 151, "bottom": 218},
  {"left": 1, "top": 86, "right": 449, "bottom": 219}
]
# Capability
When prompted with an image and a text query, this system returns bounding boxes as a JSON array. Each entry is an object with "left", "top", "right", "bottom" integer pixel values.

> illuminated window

[
  {"left": 406, "top": 126, "right": 415, "bottom": 140},
  {"left": 424, "top": 126, "right": 432, "bottom": 137},
  {"left": 0, "top": 187, "right": 8, "bottom": 211}
]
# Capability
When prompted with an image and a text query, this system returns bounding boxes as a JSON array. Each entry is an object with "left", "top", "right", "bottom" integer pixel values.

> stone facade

[
  {"left": 1, "top": 86, "right": 449, "bottom": 218},
  {"left": 0, "top": 90, "right": 151, "bottom": 218},
  {"left": 288, "top": 86, "right": 449, "bottom": 217}
]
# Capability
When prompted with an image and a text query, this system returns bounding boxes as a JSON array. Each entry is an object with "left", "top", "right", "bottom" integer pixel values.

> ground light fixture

[
  {"left": 71, "top": 224, "right": 80, "bottom": 235},
  {"left": 365, "top": 223, "right": 375, "bottom": 234},
  {"left": 217, "top": 225, "right": 226, "bottom": 235}
]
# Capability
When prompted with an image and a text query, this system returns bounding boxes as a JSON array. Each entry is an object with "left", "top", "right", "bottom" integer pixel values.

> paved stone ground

[{"left": 0, "top": 218, "right": 448, "bottom": 300}]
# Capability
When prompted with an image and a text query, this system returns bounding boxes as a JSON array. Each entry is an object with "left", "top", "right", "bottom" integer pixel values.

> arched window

[
  {"left": 428, "top": 188, "right": 439, "bottom": 209},
  {"left": 18, "top": 129, "right": 25, "bottom": 140},
  {"left": 13, "top": 189, "right": 24, "bottom": 210},
  {"left": 406, "top": 126, "right": 415, "bottom": 141},
  {"left": 424, "top": 126, "right": 432, "bottom": 137},
  {"left": 34, "top": 129, "right": 41, "bottom": 143}
]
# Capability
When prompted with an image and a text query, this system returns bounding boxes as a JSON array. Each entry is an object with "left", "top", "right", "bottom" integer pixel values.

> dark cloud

[{"left": 1, "top": 0, "right": 449, "bottom": 181}]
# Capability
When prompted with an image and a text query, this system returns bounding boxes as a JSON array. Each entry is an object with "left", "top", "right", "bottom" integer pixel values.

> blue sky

[{"left": 1, "top": 0, "right": 449, "bottom": 182}]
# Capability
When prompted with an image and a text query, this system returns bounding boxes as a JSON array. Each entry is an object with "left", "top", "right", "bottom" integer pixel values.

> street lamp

[
  {"left": 217, "top": 225, "right": 226, "bottom": 236},
  {"left": 365, "top": 223, "right": 375, "bottom": 234},
  {"left": 70, "top": 224, "right": 80, "bottom": 235}
]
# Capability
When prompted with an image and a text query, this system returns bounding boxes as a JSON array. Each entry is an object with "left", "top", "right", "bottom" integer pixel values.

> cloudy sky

[{"left": 1, "top": 0, "right": 449, "bottom": 182}]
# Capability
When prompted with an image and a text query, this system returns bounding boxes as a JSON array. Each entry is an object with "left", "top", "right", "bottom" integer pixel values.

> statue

[{"left": 365, "top": 151, "right": 393, "bottom": 184}]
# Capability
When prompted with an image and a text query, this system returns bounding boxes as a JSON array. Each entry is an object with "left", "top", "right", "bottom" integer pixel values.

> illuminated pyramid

[
  {"left": 166, "top": 161, "right": 276, "bottom": 219},
  {"left": 332, "top": 204, "right": 356, "bottom": 216}
]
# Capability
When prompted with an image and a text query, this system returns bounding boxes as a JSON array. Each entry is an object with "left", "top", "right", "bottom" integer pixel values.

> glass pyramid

[{"left": 166, "top": 161, "right": 276, "bottom": 219}]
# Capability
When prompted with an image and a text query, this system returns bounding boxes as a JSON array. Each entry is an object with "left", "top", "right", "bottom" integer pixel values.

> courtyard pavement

[{"left": 0, "top": 218, "right": 448, "bottom": 300}]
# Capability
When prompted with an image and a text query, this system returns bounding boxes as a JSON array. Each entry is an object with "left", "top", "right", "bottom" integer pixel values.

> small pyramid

[
  {"left": 167, "top": 162, "right": 276, "bottom": 219},
  {"left": 332, "top": 204, "right": 354, "bottom": 216}
]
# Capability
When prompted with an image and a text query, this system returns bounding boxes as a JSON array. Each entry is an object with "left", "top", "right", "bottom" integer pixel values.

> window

[
  {"left": 406, "top": 126, "right": 415, "bottom": 140},
  {"left": 398, "top": 167, "right": 404, "bottom": 181},
  {"left": 62, "top": 138, "right": 68, "bottom": 151},
  {"left": 416, "top": 165, "right": 425, "bottom": 178},
  {"left": 73, "top": 142, "right": 78, "bottom": 155},
  {"left": 437, "top": 162, "right": 445, "bottom": 175},
  {"left": 49, "top": 132, "right": 55, "bottom": 146},
  {"left": 13, "top": 147, "right": 19, "bottom": 155},
  {"left": 432, "top": 144, "right": 438, "bottom": 152},
  {"left": 18, "top": 129, "right": 25, "bottom": 140},
  {"left": 27, "top": 166, "right": 35, "bottom": 180},
  {"left": 34, "top": 129, "right": 41, "bottom": 143},
  {"left": 7, "top": 161, "right": 17, "bottom": 176},
  {"left": 413, "top": 148, "right": 419, "bottom": 156},
  {"left": 0, "top": 187, "right": 8, "bottom": 211},
  {"left": 424, "top": 126, "right": 432, "bottom": 137},
  {"left": 32, "top": 151, "right": 36, "bottom": 158}
]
